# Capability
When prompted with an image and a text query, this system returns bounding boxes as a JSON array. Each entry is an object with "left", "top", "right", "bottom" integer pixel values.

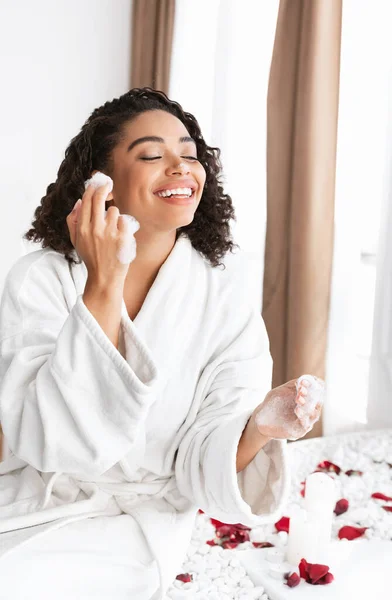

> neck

[{"left": 125, "top": 229, "right": 177, "bottom": 283}]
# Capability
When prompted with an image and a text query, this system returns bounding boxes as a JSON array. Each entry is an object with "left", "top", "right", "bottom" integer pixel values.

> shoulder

[
  {"left": 1, "top": 249, "right": 73, "bottom": 319},
  {"left": 3, "top": 248, "right": 70, "bottom": 294}
]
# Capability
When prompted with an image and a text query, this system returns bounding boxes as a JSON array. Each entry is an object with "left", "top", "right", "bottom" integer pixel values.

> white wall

[{"left": 0, "top": 0, "right": 132, "bottom": 290}]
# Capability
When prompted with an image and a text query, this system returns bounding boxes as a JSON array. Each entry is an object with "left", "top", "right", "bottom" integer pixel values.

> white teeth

[{"left": 156, "top": 187, "right": 193, "bottom": 198}]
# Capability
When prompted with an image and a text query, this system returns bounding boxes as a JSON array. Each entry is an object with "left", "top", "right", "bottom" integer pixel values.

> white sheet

[{"left": 0, "top": 514, "right": 160, "bottom": 599}]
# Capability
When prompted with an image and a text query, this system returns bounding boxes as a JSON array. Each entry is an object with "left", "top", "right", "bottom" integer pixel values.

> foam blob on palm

[{"left": 254, "top": 374, "right": 325, "bottom": 440}]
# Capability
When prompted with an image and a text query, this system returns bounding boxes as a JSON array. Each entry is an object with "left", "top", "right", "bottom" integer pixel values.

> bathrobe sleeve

[
  {"left": 175, "top": 289, "right": 291, "bottom": 527},
  {"left": 0, "top": 252, "right": 159, "bottom": 477}
]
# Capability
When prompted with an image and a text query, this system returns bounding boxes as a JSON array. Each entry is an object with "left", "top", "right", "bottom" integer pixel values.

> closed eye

[{"left": 140, "top": 156, "right": 199, "bottom": 162}]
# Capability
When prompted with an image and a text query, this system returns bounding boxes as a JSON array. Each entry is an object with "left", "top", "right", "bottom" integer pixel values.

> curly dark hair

[{"left": 24, "top": 87, "right": 237, "bottom": 268}]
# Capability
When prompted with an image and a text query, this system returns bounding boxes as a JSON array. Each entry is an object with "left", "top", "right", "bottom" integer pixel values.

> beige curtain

[
  {"left": 131, "top": 0, "right": 176, "bottom": 94},
  {"left": 262, "top": 0, "right": 342, "bottom": 438}
]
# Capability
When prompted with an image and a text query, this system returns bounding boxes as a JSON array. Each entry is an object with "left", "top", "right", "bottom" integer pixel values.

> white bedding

[{"left": 0, "top": 514, "right": 160, "bottom": 600}]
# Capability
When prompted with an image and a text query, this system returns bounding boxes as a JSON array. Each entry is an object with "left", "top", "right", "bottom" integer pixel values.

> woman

[{"left": 0, "top": 88, "right": 322, "bottom": 599}]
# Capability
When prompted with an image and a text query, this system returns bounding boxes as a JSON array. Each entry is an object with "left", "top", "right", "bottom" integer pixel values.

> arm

[
  {"left": 175, "top": 302, "right": 290, "bottom": 527},
  {"left": 236, "top": 413, "right": 272, "bottom": 473},
  {"left": 0, "top": 252, "right": 159, "bottom": 477},
  {"left": 83, "top": 277, "right": 123, "bottom": 349}
]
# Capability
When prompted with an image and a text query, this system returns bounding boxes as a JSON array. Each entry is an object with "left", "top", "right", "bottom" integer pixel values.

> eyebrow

[{"left": 127, "top": 136, "right": 195, "bottom": 152}]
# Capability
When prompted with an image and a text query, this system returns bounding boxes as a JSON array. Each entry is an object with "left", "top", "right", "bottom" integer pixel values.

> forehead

[{"left": 122, "top": 110, "right": 191, "bottom": 142}]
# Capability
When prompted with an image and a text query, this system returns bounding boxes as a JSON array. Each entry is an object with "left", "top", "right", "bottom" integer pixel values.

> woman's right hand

[{"left": 66, "top": 182, "right": 135, "bottom": 285}]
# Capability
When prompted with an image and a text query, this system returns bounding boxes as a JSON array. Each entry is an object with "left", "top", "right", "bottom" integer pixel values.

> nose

[{"left": 166, "top": 160, "right": 191, "bottom": 176}]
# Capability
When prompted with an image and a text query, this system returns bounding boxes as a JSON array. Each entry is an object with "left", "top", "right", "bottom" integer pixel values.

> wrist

[
  {"left": 84, "top": 276, "right": 124, "bottom": 298},
  {"left": 248, "top": 412, "right": 272, "bottom": 447},
  {"left": 236, "top": 412, "right": 272, "bottom": 473}
]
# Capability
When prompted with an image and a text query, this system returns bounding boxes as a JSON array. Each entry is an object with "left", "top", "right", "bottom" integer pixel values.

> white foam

[{"left": 84, "top": 171, "right": 113, "bottom": 192}]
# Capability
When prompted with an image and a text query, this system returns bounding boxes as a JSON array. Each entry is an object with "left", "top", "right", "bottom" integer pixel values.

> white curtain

[
  {"left": 324, "top": 0, "right": 392, "bottom": 435},
  {"left": 367, "top": 99, "right": 392, "bottom": 430},
  {"left": 169, "top": 0, "right": 279, "bottom": 310}
]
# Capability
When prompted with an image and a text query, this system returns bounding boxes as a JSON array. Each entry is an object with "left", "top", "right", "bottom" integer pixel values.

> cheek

[{"left": 196, "top": 164, "right": 207, "bottom": 188}]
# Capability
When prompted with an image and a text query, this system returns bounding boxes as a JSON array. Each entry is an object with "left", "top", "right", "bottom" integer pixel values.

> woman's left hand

[{"left": 252, "top": 376, "right": 324, "bottom": 441}]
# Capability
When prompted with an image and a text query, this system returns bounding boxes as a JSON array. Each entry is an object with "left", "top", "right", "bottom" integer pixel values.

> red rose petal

[
  {"left": 299, "top": 558, "right": 309, "bottom": 579},
  {"left": 222, "top": 541, "right": 239, "bottom": 549},
  {"left": 285, "top": 572, "right": 301, "bottom": 587},
  {"left": 338, "top": 526, "right": 367, "bottom": 540},
  {"left": 176, "top": 573, "right": 193, "bottom": 583},
  {"left": 334, "top": 498, "right": 349, "bottom": 516},
  {"left": 382, "top": 505, "right": 392, "bottom": 512},
  {"left": 198, "top": 509, "right": 204, "bottom": 514},
  {"left": 206, "top": 539, "right": 217, "bottom": 546},
  {"left": 210, "top": 518, "right": 226, "bottom": 528},
  {"left": 275, "top": 516, "right": 290, "bottom": 533},
  {"left": 252, "top": 542, "right": 274, "bottom": 548},
  {"left": 317, "top": 461, "right": 341, "bottom": 475},
  {"left": 307, "top": 563, "right": 330, "bottom": 584},
  {"left": 345, "top": 470, "right": 363, "bottom": 476},
  {"left": 215, "top": 525, "right": 233, "bottom": 538},
  {"left": 320, "top": 572, "right": 334, "bottom": 584},
  {"left": 300, "top": 481, "right": 306, "bottom": 497},
  {"left": 371, "top": 492, "right": 392, "bottom": 502}
]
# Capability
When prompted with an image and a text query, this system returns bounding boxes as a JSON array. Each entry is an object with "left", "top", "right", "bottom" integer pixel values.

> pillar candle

[
  {"left": 285, "top": 506, "right": 321, "bottom": 565},
  {"left": 285, "top": 473, "right": 337, "bottom": 566}
]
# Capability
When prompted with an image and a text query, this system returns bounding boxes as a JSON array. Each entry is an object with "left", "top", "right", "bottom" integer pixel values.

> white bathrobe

[{"left": 0, "top": 235, "right": 290, "bottom": 598}]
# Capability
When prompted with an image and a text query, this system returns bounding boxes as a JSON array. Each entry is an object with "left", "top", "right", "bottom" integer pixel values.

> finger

[
  {"left": 105, "top": 205, "right": 120, "bottom": 228},
  {"left": 91, "top": 182, "right": 112, "bottom": 225},
  {"left": 66, "top": 199, "right": 82, "bottom": 245},
  {"left": 78, "top": 184, "right": 95, "bottom": 229},
  {"left": 117, "top": 214, "right": 131, "bottom": 233}
]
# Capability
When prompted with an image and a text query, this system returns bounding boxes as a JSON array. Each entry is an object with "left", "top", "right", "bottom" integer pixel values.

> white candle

[
  {"left": 304, "top": 472, "right": 336, "bottom": 557},
  {"left": 285, "top": 473, "right": 337, "bottom": 566},
  {"left": 304, "top": 472, "right": 336, "bottom": 513},
  {"left": 285, "top": 506, "right": 321, "bottom": 565}
]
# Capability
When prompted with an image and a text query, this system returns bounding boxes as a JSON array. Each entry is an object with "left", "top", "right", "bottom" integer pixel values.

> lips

[{"left": 153, "top": 179, "right": 197, "bottom": 194}]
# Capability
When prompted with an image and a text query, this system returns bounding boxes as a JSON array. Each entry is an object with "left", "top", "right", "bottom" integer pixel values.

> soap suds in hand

[
  {"left": 294, "top": 375, "right": 325, "bottom": 431},
  {"left": 84, "top": 172, "right": 140, "bottom": 265},
  {"left": 254, "top": 374, "right": 325, "bottom": 440}
]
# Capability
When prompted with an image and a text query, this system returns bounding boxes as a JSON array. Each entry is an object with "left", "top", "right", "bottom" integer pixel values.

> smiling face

[{"left": 108, "top": 110, "right": 206, "bottom": 233}]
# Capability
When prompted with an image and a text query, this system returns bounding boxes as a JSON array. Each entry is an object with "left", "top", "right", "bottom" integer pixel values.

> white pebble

[
  {"left": 198, "top": 544, "right": 210, "bottom": 555},
  {"left": 205, "top": 568, "right": 221, "bottom": 580},
  {"left": 186, "top": 545, "right": 198, "bottom": 557},
  {"left": 229, "top": 567, "right": 246, "bottom": 582},
  {"left": 277, "top": 531, "right": 288, "bottom": 544},
  {"left": 183, "top": 582, "right": 197, "bottom": 591},
  {"left": 229, "top": 558, "right": 241, "bottom": 568},
  {"left": 197, "top": 580, "right": 209, "bottom": 591},
  {"left": 240, "top": 578, "right": 255, "bottom": 588}
]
